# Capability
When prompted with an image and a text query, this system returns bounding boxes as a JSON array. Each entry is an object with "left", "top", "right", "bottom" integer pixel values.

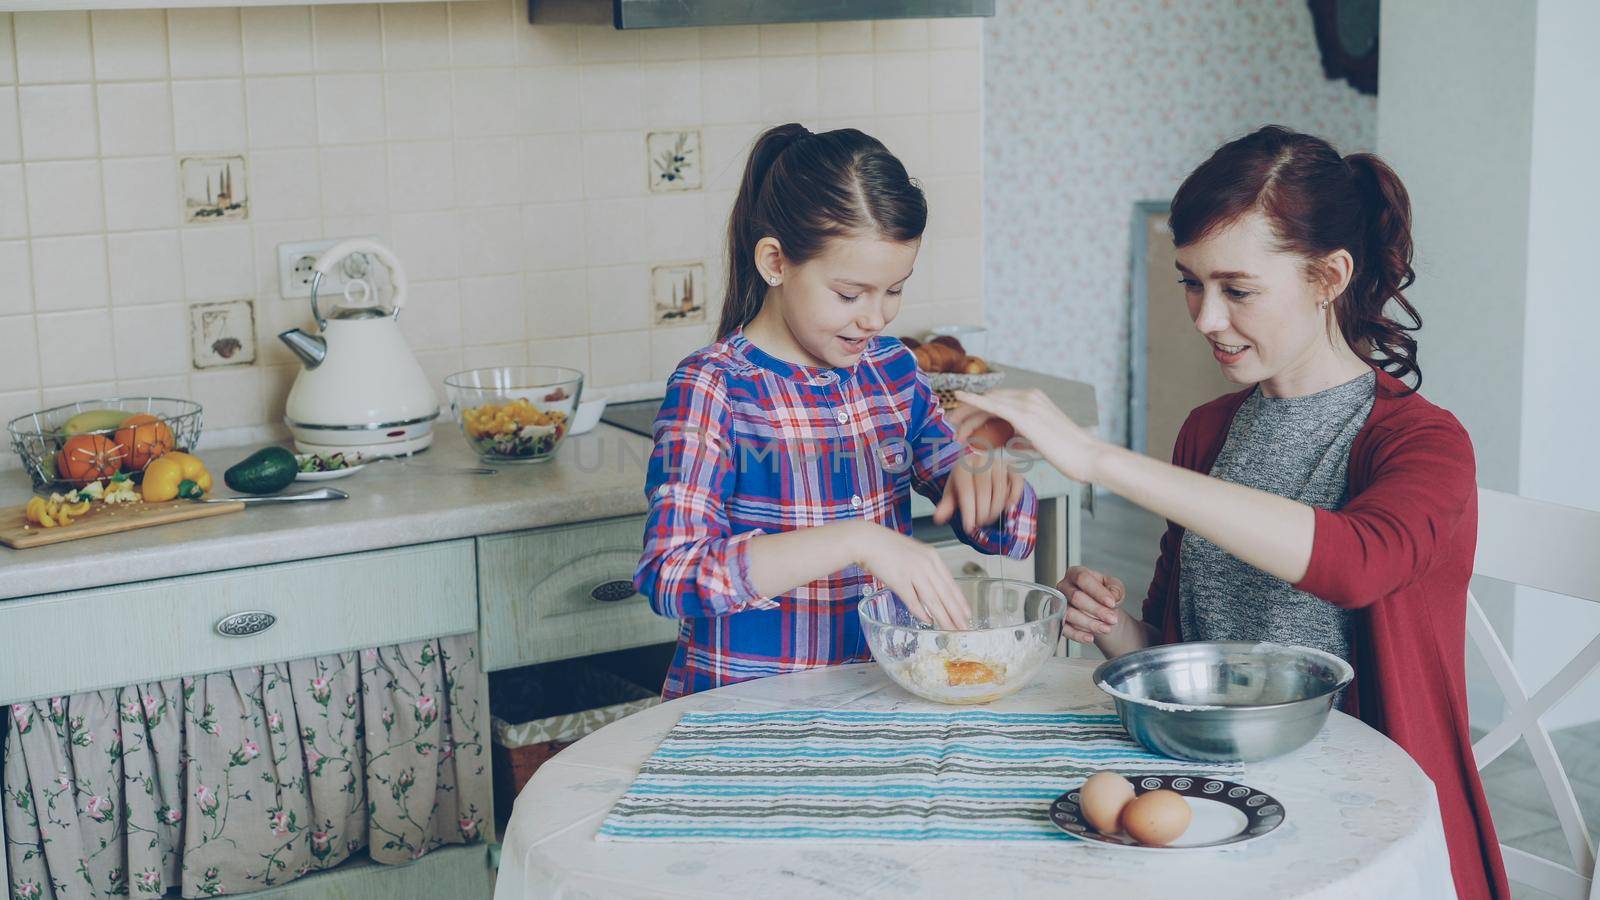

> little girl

[{"left": 634, "top": 123, "right": 1038, "bottom": 699}]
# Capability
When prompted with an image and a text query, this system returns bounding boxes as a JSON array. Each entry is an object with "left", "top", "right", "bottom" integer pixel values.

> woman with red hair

[{"left": 956, "top": 126, "right": 1508, "bottom": 898}]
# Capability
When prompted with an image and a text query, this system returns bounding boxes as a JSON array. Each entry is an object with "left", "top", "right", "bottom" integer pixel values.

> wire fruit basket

[{"left": 7, "top": 397, "right": 204, "bottom": 492}]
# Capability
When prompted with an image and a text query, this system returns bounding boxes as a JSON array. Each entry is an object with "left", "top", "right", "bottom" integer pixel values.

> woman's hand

[
  {"left": 933, "top": 449, "right": 1027, "bottom": 533},
  {"left": 951, "top": 389, "right": 1107, "bottom": 484},
  {"left": 852, "top": 523, "right": 973, "bottom": 630},
  {"left": 1056, "top": 566, "right": 1126, "bottom": 644}
]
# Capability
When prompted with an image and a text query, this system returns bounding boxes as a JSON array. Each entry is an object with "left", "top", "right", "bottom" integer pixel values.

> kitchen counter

[{"left": 0, "top": 365, "right": 1097, "bottom": 601}]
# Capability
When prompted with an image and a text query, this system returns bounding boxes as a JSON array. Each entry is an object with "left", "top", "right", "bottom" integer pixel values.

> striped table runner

[{"left": 597, "top": 709, "right": 1239, "bottom": 843}]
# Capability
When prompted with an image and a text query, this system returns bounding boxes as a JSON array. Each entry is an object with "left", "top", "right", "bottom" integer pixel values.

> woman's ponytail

[
  {"left": 715, "top": 123, "right": 926, "bottom": 340},
  {"left": 1342, "top": 153, "right": 1422, "bottom": 391}
]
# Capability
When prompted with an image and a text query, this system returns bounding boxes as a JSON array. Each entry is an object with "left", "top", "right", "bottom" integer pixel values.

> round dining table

[{"left": 494, "top": 658, "right": 1456, "bottom": 899}]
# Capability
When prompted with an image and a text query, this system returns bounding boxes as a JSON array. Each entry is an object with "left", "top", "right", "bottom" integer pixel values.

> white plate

[
  {"left": 1049, "top": 774, "right": 1285, "bottom": 851},
  {"left": 293, "top": 454, "right": 366, "bottom": 481}
]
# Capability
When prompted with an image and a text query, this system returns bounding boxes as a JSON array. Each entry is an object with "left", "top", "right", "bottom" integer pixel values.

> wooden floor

[{"left": 1080, "top": 492, "right": 1600, "bottom": 897}]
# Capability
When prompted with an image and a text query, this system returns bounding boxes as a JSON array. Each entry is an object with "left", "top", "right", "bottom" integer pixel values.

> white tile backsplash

[
  {"left": 37, "top": 309, "right": 116, "bottom": 386},
  {"left": 318, "top": 144, "right": 388, "bottom": 216},
  {"left": 450, "top": 0, "right": 516, "bottom": 67},
  {"left": 180, "top": 225, "right": 253, "bottom": 301},
  {"left": 382, "top": 3, "right": 451, "bottom": 71},
  {"left": 25, "top": 160, "right": 105, "bottom": 236},
  {"left": 641, "top": 61, "right": 702, "bottom": 129},
  {"left": 246, "top": 76, "right": 318, "bottom": 149},
  {"left": 527, "top": 268, "right": 590, "bottom": 338},
  {"left": 0, "top": 315, "right": 41, "bottom": 392},
  {"left": 91, "top": 11, "right": 170, "bottom": 82},
  {"left": 14, "top": 12, "right": 93, "bottom": 84},
  {"left": 0, "top": 241, "right": 32, "bottom": 316},
  {"left": 454, "top": 68, "right": 520, "bottom": 138},
  {"left": 388, "top": 141, "right": 455, "bottom": 212},
  {"left": 108, "top": 229, "right": 183, "bottom": 307},
  {"left": 168, "top": 9, "right": 242, "bottom": 79},
  {"left": 385, "top": 71, "right": 455, "bottom": 141},
  {"left": 580, "top": 131, "right": 645, "bottom": 200},
  {"left": 454, "top": 137, "right": 521, "bottom": 208},
  {"left": 459, "top": 272, "right": 525, "bottom": 344},
  {"left": 456, "top": 206, "right": 523, "bottom": 277},
  {"left": 0, "top": 90, "right": 19, "bottom": 162},
  {"left": 312, "top": 5, "right": 383, "bottom": 74},
  {"left": 98, "top": 82, "right": 175, "bottom": 157},
  {"left": 111, "top": 303, "right": 188, "bottom": 379},
  {"left": 241, "top": 7, "right": 314, "bottom": 76},
  {"left": 103, "top": 156, "right": 181, "bottom": 231},
  {"left": 2, "top": 11, "right": 983, "bottom": 433},
  {"left": 172, "top": 79, "right": 247, "bottom": 154},
  {"left": 0, "top": 166, "right": 25, "bottom": 238},
  {"left": 250, "top": 149, "right": 322, "bottom": 221},
  {"left": 19, "top": 84, "right": 97, "bottom": 160},
  {"left": 316, "top": 74, "right": 386, "bottom": 145}
]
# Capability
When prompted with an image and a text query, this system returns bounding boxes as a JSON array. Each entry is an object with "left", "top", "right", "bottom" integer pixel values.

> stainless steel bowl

[{"left": 1092, "top": 642, "right": 1354, "bottom": 763}]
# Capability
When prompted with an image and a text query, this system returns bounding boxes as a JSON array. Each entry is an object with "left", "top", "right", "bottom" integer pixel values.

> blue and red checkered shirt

[{"left": 634, "top": 330, "right": 1038, "bottom": 699}]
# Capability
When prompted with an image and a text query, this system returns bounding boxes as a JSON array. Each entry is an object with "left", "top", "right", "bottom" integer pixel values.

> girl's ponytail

[
  {"left": 715, "top": 123, "right": 926, "bottom": 340},
  {"left": 1342, "top": 153, "right": 1422, "bottom": 391},
  {"left": 719, "top": 124, "right": 811, "bottom": 340}
]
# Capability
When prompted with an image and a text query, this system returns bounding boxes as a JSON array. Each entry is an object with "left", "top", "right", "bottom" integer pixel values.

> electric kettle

[{"left": 278, "top": 239, "right": 440, "bottom": 457}]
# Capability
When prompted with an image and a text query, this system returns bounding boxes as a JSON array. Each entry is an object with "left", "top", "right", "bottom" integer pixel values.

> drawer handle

[
  {"left": 961, "top": 562, "right": 986, "bottom": 576},
  {"left": 590, "top": 580, "right": 638, "bottom": 603},
  {"left": 215, "top": 610, "right": 277, "bottom": 638}
]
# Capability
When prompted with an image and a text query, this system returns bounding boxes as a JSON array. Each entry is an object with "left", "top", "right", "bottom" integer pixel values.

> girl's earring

[
  {"left": 1320, "top": 298, "right": 1331, "bottom": 311},
  {"left": 768, "top": 276, "right": 780, "bottom": 286}
]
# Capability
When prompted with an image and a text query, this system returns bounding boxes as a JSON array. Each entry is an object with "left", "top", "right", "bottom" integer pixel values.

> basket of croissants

[{"left": 902, "top": 335, "right": 1004, "bottom": 408}]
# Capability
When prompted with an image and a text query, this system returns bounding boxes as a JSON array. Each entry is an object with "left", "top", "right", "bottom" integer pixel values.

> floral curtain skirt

[{"left": 3, "top": 635, "right": 489, "bottom": 898}]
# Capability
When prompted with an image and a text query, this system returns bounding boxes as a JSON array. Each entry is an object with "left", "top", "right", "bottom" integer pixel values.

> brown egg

[
  {"left": 966, "top": 417, "right": 1016, "bottom": 449},
  {"left": 1078, "top": 772, "right": 1135, "bottom": 835},
  {"left": 1120, "top": 789, "right": 1192, "bottom": 846}
]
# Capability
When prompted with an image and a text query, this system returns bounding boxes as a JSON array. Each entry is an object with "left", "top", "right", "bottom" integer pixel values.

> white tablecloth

[{"left": 495, "top": 659, "right": 1456, "bottom": 899}]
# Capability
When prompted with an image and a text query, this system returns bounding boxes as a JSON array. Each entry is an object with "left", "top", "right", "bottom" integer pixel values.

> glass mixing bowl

[
  {"left": 445, "top": 366, "right": 582, "bottom": 463},
  {"left": 858, "top": 576, "right": 1067, "bottom": 704}
]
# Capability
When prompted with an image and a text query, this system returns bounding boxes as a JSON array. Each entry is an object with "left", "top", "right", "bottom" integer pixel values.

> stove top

[{"left": 598, "top": 398, "right": 664, "bottom": 438}]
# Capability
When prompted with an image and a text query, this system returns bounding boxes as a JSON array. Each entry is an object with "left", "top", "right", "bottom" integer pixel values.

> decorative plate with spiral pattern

[{"left": 1050, "top": 774, "right": 1286, "bottom": 851}]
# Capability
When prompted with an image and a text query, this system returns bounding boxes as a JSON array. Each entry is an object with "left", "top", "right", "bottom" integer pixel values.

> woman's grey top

[{"left": 1178, "top": 369, "right": 1377, "bottom": 663}]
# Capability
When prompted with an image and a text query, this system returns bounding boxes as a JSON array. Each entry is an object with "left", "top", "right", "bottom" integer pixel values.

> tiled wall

[{"left": 0, "top": 1, "right": 984, "bottom": 442}]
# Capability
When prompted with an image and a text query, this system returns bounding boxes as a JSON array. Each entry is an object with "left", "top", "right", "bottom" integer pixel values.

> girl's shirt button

[
  {"left": 851, "top": 495, "right": 862, "bottom": 508},
  {"left": 836, "top": 410, "right": 849, "bottom": 424}
]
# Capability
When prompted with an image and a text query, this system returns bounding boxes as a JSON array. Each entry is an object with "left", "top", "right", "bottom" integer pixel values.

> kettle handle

[{"left": 309, "top": 239, "right": 410, "bottom": 328}]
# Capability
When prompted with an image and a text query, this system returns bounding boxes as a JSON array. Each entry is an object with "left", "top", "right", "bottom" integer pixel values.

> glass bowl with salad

[{"left": 444, "top": 366, "right": 582, "bottom": 463}]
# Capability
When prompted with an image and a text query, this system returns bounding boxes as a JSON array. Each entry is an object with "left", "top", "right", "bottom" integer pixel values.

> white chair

[{"left": 1468, "top": 488, "right": 1600, "bottom": 900}]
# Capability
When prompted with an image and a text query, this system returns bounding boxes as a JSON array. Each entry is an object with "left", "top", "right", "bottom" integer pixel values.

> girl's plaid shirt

[{"left": 635, "top": 330, "right": 1038, "bottom": 699}]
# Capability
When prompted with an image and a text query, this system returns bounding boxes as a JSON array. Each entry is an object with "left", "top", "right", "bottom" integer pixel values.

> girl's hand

[
  {"left": 853, "top": 523, "right": 973, "bottom": 630},
  {"left": 933, "top": 449, "right": 1027, "bottom": 533},
  {"left": 1056, "top": 565, "right": 1127, "bottom": 644},
  {"left": 952, "top": 389, "right": 1107, "bottom": 484}
]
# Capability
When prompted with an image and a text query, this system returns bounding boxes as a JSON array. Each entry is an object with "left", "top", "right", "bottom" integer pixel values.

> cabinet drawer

[
  {"left": 0, "top": 541, "right": 477, "bottom": 705},
  {"left": 478, "top": 516, "right": 678, "bottom": 671}
]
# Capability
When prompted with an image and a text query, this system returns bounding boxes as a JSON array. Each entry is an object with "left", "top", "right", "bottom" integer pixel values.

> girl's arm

[{"left": 909, "top": 375, "right": 1038, "bottom": 560}]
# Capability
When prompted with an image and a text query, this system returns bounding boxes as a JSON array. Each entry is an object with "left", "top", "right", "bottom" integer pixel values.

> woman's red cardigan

[{"left": 1141, "top": 370, "right": 1510, "bottom": 899}]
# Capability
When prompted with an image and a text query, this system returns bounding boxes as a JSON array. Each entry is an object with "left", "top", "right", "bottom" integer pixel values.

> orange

[
  {"left": 114, "top": 414, "right": 174, "bottom": 470},
  {"left": 57, "top": 434, "right": 123, "bottom": 485}
]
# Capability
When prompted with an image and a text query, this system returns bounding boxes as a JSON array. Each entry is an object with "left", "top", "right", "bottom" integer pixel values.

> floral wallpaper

[{"left": 983, "top": 0, "right": 1377, "bottom": 443}]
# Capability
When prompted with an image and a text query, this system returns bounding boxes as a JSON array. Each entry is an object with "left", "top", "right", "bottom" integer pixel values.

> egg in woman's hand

[
  {"left": 1119, "top": 789, "right": 1192, "bottom": 847},
  {"left": 1077, "top": 772, "right": 1136, "bottom": 835}
]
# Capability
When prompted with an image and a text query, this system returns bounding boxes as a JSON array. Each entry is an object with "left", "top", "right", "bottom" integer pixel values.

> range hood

[{"left": 608, "top": 1, "right": 994, "bottom": 29}]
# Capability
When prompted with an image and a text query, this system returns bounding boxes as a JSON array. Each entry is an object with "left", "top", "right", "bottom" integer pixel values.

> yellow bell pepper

[{"left": 141, "top": 457, "right": 184, "bottom": 502}]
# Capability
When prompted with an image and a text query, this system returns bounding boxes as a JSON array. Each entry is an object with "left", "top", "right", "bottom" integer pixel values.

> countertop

[{"left": 0, "top": 365, "right": 1097, "bottom": 601}]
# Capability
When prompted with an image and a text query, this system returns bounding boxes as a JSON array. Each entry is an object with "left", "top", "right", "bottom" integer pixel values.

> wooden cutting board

[{"left": 0, "top": 498, "right": 247, "bottom": 549}]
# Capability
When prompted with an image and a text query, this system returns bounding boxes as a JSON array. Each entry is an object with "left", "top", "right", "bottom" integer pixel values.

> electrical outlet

[{"left": 276, "top": 236, "right": 379, "bottom": 300}]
